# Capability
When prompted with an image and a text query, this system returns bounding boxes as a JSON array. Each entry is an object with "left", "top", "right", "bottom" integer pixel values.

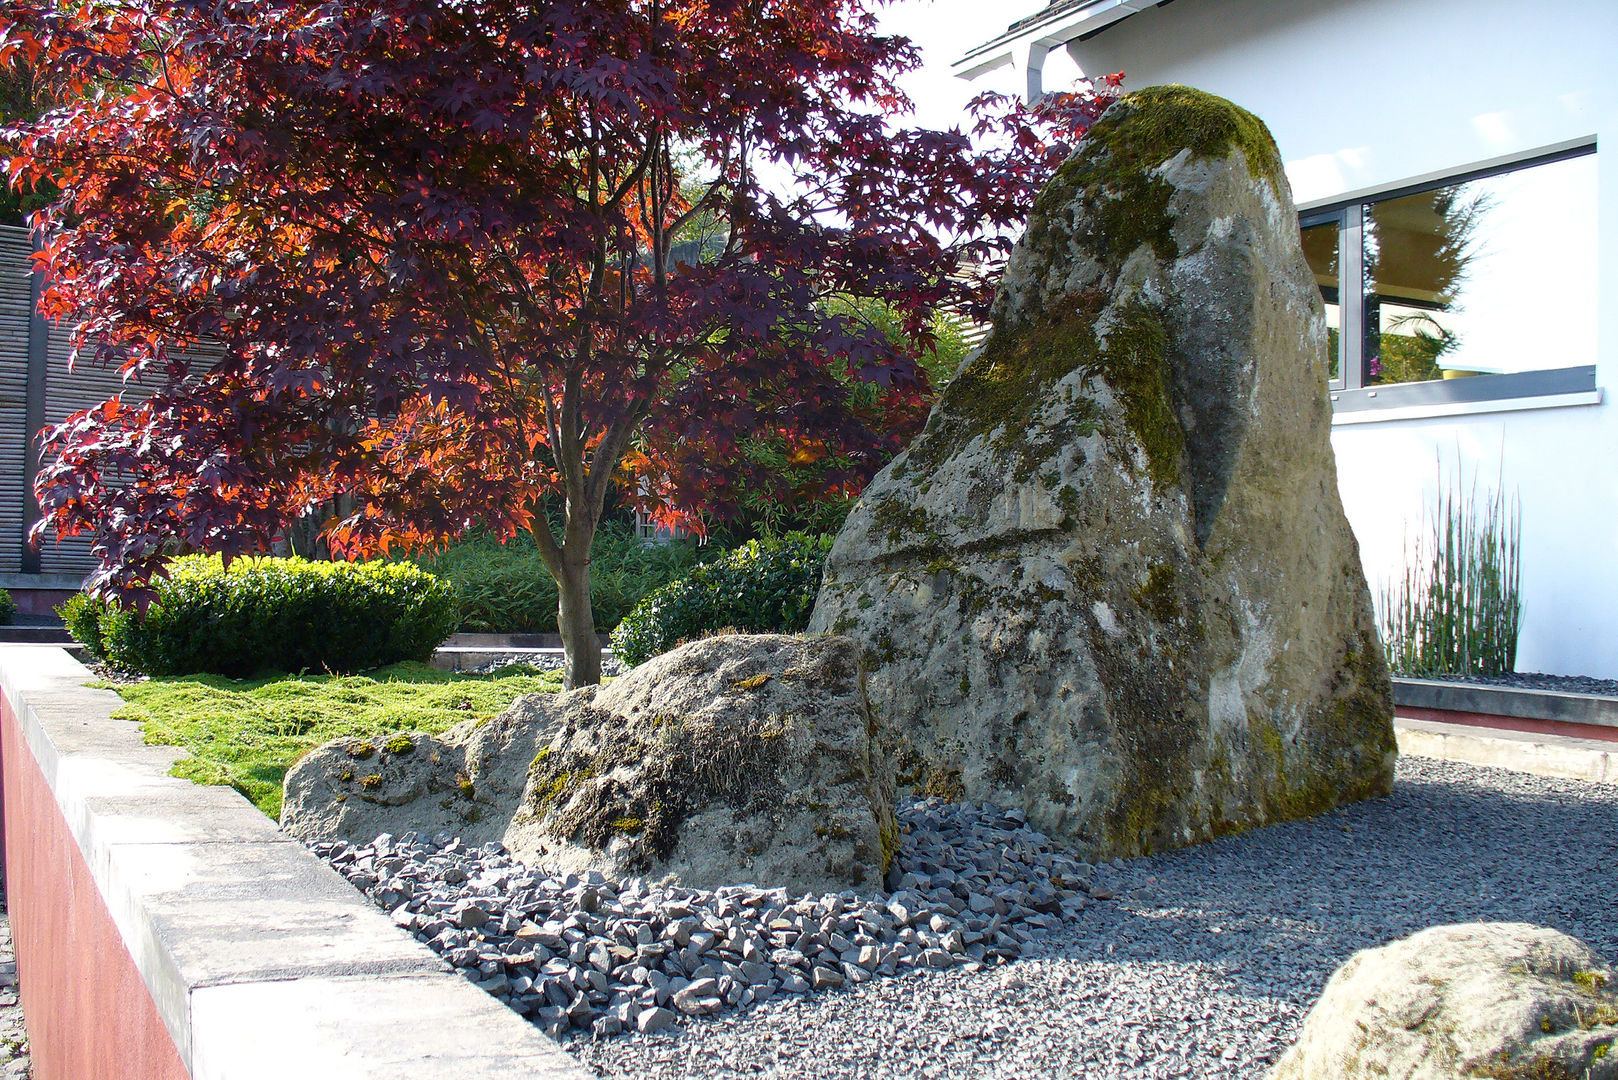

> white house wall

[{"left": 1046, "top": 0, "right": 1618, "bottom": 677}]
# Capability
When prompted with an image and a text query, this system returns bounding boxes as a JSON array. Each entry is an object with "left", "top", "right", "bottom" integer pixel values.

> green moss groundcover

[{"left": 111, "top": 662, "right": 561, "bottom": 820}]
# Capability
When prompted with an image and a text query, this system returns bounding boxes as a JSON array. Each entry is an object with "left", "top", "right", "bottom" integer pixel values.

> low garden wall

[{"left": 0, "top": 644, "right": 588, "bottom": 1080}]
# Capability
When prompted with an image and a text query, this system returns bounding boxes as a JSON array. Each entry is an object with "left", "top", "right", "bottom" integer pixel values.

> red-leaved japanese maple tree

[{"left": 0, "top": 0, "right": 1116, "bottom": 686}]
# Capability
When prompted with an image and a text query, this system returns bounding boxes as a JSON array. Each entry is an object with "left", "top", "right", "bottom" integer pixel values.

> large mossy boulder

[
  {"left": 1269, "top": 923, "right": 1618, "bottom": 1080},
  {"left": 282, "top": 634, "right": 897, "bottom": 895},
  {"left": 807, "top": 85, "right": 1396, "bottom": 857}
]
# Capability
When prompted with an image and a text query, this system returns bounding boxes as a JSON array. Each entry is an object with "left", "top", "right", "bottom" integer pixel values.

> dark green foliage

[
  {"left": 611, "top": 534, "right": 834, "bottom": 666},
  {"left": 0, "top": 60, "right": 56, "bottom": 224},
  {"left": 62, "top": 556, "right": 460, "bottom": 676},
  {"left": 410, "top": 519, "right": 720, "bottom": 634},
  {"left": 0, "top": 588, "right": 16, "bottom": 626},
  {"left": 60, "top": 592, "right": 105, "bottom": 654}
]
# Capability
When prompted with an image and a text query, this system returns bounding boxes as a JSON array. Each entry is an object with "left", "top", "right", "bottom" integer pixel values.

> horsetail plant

[{"left": 1380, "top": 470, "right": 1522, "bottom": 678}]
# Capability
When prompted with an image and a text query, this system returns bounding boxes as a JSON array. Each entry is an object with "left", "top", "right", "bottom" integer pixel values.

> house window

[{"left": 1301, "top": 146, "right": 1598, "bottom": 415}]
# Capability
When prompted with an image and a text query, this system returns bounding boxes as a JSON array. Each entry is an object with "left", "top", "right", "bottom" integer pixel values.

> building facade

[
  {"left": 958, "top": 0, "right": 1617, "bottom": 678},
  {"left": 1, "top": 225, "right": 133, "bottom": 610}
]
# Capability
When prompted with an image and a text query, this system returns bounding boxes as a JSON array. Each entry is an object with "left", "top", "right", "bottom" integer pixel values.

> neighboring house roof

[{"left": 954, "top": 0, "right": 1171, "bottom": 80}]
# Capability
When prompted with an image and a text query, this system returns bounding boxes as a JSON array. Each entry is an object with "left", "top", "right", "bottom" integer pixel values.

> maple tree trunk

[
  {"left": 556, "top": 558, "right": 600, "bottom": 690},
  {"left": 552, "top": 525, "right": 602, "bottom": 690}
]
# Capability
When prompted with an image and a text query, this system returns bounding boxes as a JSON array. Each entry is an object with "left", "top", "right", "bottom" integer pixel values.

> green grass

[{"left": 108, "top": 662, "right": 563, "bottom": 820}]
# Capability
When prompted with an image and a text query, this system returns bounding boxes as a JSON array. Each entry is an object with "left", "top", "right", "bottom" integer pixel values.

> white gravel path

[{"left": 565, "top": 756, "right": 1618, "bottom": 1080}]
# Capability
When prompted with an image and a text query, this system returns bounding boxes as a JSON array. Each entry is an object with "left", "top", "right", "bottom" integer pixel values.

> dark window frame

[{"left": 1300, "top": 143, "right": 1597, "bottom": 415}]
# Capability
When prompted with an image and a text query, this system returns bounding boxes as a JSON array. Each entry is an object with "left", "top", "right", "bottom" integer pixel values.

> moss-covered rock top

[
  {"left": 1072, "top": 84, "right": 1284, "bottom": 194},
  {"left": 912, "top": 87, "right": 1287, "bottom": 494}
]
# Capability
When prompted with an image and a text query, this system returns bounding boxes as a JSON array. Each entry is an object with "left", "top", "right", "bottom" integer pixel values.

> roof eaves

[{"left": 953, "top": 0, "right": 1160, "bottom": 79}]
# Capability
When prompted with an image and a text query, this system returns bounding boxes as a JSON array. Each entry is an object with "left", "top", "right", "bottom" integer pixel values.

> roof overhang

[{"left": 952, "top": 0, "right": 1161, "bottom": 81}]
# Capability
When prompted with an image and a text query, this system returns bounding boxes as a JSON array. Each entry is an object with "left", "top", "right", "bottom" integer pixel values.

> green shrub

[
  {"left": 611, "top": 533, "right": 834, "bottom": 667},
  {"left": 64, "top": 556, "right": 460, "bottom": 676},
  {"left": 411, "top": 519, "right": 720, "bottom": 634},
  {"left": 60, "top": 593, "right": 107, "bottom": 657},
  {"left": 0, "top": 588, "right": 16, "bottom": 626}
]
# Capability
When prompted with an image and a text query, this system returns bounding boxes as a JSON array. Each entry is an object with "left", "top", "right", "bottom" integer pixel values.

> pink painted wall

[
  {"left": 1398, "top": 705, "right": 1618, "bottom": 745},
  {"left": 1, "top": 695, "right": 190, "bottom": 1080}
]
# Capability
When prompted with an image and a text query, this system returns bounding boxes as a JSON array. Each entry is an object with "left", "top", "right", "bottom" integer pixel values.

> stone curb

[
  {"left": 0, "top": 645, "right": 588, "bottom": 1080},
  {"left": 1392, "top": 677, "right": 1618, "bottom": 730},
  {"left": 1395, "top": 715, "right": 1618, "bottom": 784}
]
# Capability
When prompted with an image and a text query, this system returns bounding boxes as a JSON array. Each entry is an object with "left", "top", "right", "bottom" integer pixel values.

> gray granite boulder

[
  {"left": 282, "top": 634, "right": 897, "bottom": 894},
  {"left": 807, "top": 85, "right": 1396, "bottom": 857},
  {"left": 1269, "top": 923, "right": 1618, "bottom": 1080}
]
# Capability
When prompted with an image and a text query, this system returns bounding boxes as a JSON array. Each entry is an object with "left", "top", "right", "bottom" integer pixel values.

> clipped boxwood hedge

[
  {"left": 62, "top": 555, "right": 460, "bottom": 676},
  {"left": 610, "top": 534, "right": 834, "bottom": 667}
]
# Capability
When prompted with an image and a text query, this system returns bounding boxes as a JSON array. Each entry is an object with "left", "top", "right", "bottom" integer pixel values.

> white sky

[{"left": 874, "top": 0, "right": 1046, "bottom": 133}]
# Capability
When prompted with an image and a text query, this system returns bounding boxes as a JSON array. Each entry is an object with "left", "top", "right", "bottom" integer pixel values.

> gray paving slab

[
  {"left": 1393, "top": 676, "right": 1618, "bottom": 728},
  {"left": 65, "top": 771, "right": 288, "bottom": 848},
  {"left": 1395, "top": 716, "right": 1616, "bottom": 783},
  {"left": 96, "top": 836, "right": 446, "bottom": 1051},
  {"left": 191, "top": 974, "right": 585, "bottom": 1080}
]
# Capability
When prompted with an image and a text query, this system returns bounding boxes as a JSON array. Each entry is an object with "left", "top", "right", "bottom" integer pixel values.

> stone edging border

[
  {"left": 1392, "top": 677, "right": 1618, "bottom": 732},
  {"left": 0, "top": 644, "right": 587, "bottom": 1080}
]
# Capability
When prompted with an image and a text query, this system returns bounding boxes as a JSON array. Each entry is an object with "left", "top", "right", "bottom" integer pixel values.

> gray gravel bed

[
  {"left": 319, "top": 756, "right": 1618, "bottom": 1079},
  {"left": 464, "top": 654, "right": 627, "bottom": 678},
  {"left": 1425, "top": 671, "right": 1618, "bottom": 697},
  {"left": 319, "top": 798, "right": 1097, "bottom": 1040}
]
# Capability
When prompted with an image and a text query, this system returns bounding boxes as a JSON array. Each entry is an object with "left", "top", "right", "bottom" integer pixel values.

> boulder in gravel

[
  {"left": 283, "top": 634, "right": 898, "bottom": 895},
  {"left": 506, "top": 633, "right": 897, "bottom": 894},
  {"left": 808, "top": 85, "right": 1395, "bottom": 857},
  {"left": 1269, "top": 922, "right": 1618, "bottom": 1080}
]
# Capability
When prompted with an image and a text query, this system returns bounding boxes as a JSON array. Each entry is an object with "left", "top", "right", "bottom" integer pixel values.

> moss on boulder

[
  {"left": 808, "top": 85, "right": 1395, "bottom": 858},
  {"left": 281, "top": 635, "right": 896, "bottom": 895},
  {"left": 1270, "top": 924, "right": 1618, "bottom": 1080}
]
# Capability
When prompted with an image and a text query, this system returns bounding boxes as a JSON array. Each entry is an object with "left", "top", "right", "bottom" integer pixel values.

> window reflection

[
  {"left": 1362, "top": 154, "right": 1597, "bottom": 385},
  {"left": 1300, "top": 218, "right": 1342, "bottom": 382}
]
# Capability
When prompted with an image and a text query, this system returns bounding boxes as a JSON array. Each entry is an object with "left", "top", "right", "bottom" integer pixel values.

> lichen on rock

[
  {"left": 808, "top": 84, "right": 1396, "bottom": 859},
  {"left": 1269, "top": 923, "right": 1618, "bottom": 1080},
  {"left": 281, "top": 634, "right": 896, "bottom": 895}
]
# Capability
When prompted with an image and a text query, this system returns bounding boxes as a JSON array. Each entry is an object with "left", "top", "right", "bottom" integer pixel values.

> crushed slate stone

[
  {"left": 318, "top": 756, "right": 1618, "bottom": 1079},
  {"left": 0, "top": 874, "right": 31, "bottom": 1079},
  {"left": 469, "top": 654, "right": 627, "bottom": 678},
  {"left": 317, "top": 797, "right": 1094, "bottom": 1043},
  {"left": 1424, "top": 671, "right": 1618, "bottom": 697}
]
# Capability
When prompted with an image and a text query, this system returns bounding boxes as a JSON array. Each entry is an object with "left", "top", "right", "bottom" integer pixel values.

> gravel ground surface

[
  {"left": 0, "top": 874, "right": 32, "bottom": 1079},
  {"left": 323, "top": 755, "right": 1618, "bottom": 1080},
  {"left": 1425, "top": 671, "right": 1618, "bottom": 697},
  {"left": 463, "top": 652, "right": 627, "bottom": 678},
  {"left": 322, "top": 799, "right": 1099, "bottom": 1039}
]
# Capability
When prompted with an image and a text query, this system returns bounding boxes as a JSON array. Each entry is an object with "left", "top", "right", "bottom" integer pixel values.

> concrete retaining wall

[{"left": 0, "top": 644, "right": 588, "bottom": 1080}]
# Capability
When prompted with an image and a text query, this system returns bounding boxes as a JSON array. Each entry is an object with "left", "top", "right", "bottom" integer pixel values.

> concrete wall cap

[{"left": 0, "top": 644, "right": 589, "bottom": 1079}]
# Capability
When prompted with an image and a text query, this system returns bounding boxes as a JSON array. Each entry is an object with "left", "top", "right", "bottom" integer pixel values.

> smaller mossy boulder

[
  {"left": 282, "top": 634, "right": 897, "bottom": 895},
  {"left": 1269, "top": 923, "right": 1618, "bottom": 1080},
  {"left": 508, "top": 634, "right": 896, "bottom": 894},
  {"left": 282, "top": 732, "right": 480, "bottom": 845}
]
